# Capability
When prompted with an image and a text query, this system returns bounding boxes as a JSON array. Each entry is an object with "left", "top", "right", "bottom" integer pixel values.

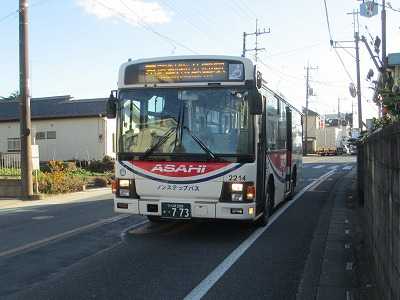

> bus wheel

[
  {"left": 147, "top": 215, "right": 163, "bottom": 223},
  {"left": 288, "top": 169, "right": 297, "bottom": 200},
  {"left": 254, "top": 183, "right": 274, "bottom": 227}
]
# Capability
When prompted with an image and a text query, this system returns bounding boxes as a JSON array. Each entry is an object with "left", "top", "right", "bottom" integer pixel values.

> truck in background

[{"left": 315, "top": 127, "right": 347, "bottom": 156}]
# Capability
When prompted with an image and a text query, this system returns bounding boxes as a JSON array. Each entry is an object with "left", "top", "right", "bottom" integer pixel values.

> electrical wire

[
  {"left": 266, "top": 42, "right": 323, "bottom": 58},
  {"left": 158, "top": 0, "right": 210, "bottom": 38},
  {"left": 119, "top": 0, "right": 197, "bottom": 54},
  {"left": 334, "top": 42, "right": 356, "bottom": 59},
  {"left": 230, "top": 0, "right": 254, "bottom": 19},
  {"left": 236, "top": 0, "right": 258, "bottom": 18},
  {"left": 91, "top": 0, "right": 197, "bottom": 54},
  {"left": 0, "top": 10, "right": 18, "bottom": 24},
  {"left": 323, "top": 0, "right": 355, "bottom": 84},
  {"left": 0, "top": 0, "right": 55, "bottom": 24}
]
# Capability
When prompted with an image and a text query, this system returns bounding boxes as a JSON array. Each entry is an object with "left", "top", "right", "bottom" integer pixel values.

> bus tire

[
  {"left": 147, "top": 215, "right": 163, "bottom": 223},
  {"left": 288, "top": 168, "right": 297, "bottom": 200},
  {"left": 254, "top": 182, "right": 274, "bottom": 227}
]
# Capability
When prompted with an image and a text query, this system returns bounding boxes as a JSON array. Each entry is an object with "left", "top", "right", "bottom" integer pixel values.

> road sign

[
  {"left": 360, "top": 1, "right": 378, "bottom": 17},
  {"left": 32, "top": 145, "right": 40, "bottom": 171}
]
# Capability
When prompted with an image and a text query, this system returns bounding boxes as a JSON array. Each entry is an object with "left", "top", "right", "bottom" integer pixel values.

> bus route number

[{"left": 227, "top": 175, "right": 246, "bottom": 182}]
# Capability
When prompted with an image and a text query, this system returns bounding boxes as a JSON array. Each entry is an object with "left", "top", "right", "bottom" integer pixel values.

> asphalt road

[{"left": 0, "top": 156, "right": 357, "bottom": 300}]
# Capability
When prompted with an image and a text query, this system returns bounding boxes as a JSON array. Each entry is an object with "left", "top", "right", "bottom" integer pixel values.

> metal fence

[{"left": 0, "top": 152, "right": 21, "bottom": 177}]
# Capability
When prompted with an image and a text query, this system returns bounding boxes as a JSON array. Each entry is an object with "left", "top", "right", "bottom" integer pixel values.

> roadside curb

[
  {"left": 297, "top": 168, "right": 359, "bottom": 300},
  {"left": 0, "top": 188, "right": 113, "bottom": 210}
]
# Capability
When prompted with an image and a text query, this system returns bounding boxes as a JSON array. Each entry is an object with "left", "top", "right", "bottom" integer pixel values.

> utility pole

[
  {"left": 242, "top": 19, "right": 270, "bottom": 61},
  {"left": 381, "top": 0, "right": 387, "bottom": 69},
  {"left": 332, "top": 10, "right": 363, "bottom": 130},
  {"left": 304, "top": 62, "right": 318, "bottom": 156},
  {"left": 353, "top": 11, "right": 363, "bottom": 131},
  {"left": 19, "top": 0, "right": 33, "bottom": 199}
]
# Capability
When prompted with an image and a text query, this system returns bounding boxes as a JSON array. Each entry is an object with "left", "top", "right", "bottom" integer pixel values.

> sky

[{"left": 1, "top": 0, "right": 400, "bottom": 126}]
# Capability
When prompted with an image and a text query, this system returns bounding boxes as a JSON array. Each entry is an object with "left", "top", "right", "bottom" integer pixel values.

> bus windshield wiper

[
  {"left": 182, "top": 126, "right": 217, "bottom": 160},
  {"left": 141, "top": 127, "right": 177, "bottom": 159}
]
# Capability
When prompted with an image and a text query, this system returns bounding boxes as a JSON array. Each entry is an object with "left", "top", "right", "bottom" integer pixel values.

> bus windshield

[{"left": 117, "top": 88, "right": 254, "bottom": 158}]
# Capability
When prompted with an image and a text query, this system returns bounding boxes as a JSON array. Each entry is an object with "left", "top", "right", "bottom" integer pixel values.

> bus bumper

[{"left": 114, "top": 197, "right": 256, "bottom": 220}]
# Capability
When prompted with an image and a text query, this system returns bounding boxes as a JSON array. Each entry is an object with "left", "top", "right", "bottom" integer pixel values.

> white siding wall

[
  {"left": 105, "top": 118, "right": 116, "bottom": 158},
  {"left": 0, "top": 117, "right": 116, "bottom": 161},
  {"left": 306, "top": 115, "right": 320, "bottom": 139}
]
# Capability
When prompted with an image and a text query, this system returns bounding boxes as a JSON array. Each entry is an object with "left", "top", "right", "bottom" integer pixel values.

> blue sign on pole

[{"left": 360, "top": 1, "right": 379, "bottom": 17}]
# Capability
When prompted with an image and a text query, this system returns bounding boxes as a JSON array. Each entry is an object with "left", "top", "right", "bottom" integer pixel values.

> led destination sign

[{"left": 124, "top": 60, "right": 244, "bottom": 84}]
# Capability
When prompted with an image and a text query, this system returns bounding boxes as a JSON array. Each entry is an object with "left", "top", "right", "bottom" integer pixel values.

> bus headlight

[
  {"left": 231, "top": 183, "right": 243, "bottom": 192},
  {"left": 117, "top": 179, "right": 139, "bottom": 198},
  {"left": 220, "top": 182, "right": 255, "bottom": 202}
]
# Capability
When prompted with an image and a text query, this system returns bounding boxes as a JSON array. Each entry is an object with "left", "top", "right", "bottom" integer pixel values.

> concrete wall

[
  {"left": 0, "top": 179, "right": 21, "bottom": 197},
  {"left": 0, "top": 117, "right": 116, "bottom": 161},
  {"left": 358, "top": 122, "right": 400, "bottom": 300}
]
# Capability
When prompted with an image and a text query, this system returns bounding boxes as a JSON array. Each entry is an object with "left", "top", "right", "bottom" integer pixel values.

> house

[
  {"left": 302, "top": 108, "right": 321, "bottom": 154},
  {"left": 0, "top": 95, "right": 115, "bottom": 161}
]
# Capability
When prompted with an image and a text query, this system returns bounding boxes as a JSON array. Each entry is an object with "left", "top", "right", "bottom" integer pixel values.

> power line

[
  {"left": 0, "top": 0, "right": 55, "bottom": 24},
  {"left": 323, "top": 0, "right": 333, "bottom": 40},
  {"left": 322, "top": 0, "right": 355, "bottom": 84},
  {"left": 91, "top": 0, "right": 197, "bottom": 54},
  {"left": 158, "top": 0, "right": 214, "bottom": 42},
  {"left": 230, "top": 0, "right": 255, "bottom": 19},
  {"left": 119, "top": 0, "right": 197, "bottom": 53},
  {"left": 266, "top": 42, "right": 323, "bottom": 58},
  {"left": 0, "top": 10, "right": 18, "bottom": 24},
  {"left": 236, "top": 0, "right": 258, "bottom": 18}
]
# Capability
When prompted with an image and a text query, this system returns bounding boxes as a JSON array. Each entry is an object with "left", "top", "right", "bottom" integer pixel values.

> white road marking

[
  {"left": 345, "top": 229, "right": 350, "bottom": 235},
  {"left": 346, "top": 290, "right": 352, "bottom": 300},
  {"left": 183, "top": 170, "right": 335, "bottom": 300},
  {"left": 0, "top": 214, "right": 131, "bottom": 258},
  {"left": 309, "top": 169, "right": 336, "bottom": 191},
  {"left": 328, "top": 165, "right": 339, "bottom": 170},
  {"left": 0, "top": 208, "right": 42, "bottom": 215},
  {"left": 342, "top": 165, "right": 353, "bottom": 171},
  {"left": 346, "top": 262, "right": 353, "bottom": 270},
  {"left": 312, "top": 165, "right": 325, "bottom": 169},
  {"left": 345, "top": 243, "right": 351, "bottom": 249},
  {"left": 32, "top": 215, "right": 54, "bottom": 220}
]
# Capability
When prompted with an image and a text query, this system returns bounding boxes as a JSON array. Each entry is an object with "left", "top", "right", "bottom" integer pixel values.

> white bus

[{"left": 107, "top": 55, "right": 302, "bottom": 226}]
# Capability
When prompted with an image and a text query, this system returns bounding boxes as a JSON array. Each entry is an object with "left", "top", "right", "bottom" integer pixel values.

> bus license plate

[{"left": 161, "top": 203, "right": 191, "bottom": 219}]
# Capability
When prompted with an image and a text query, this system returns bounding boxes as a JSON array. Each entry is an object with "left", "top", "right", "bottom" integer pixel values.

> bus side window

[
  {"left": 266, "top": 94, "right": 278, "bottom": 150},
  {"left": 277, "top": 100, "right": 287, "bottom": 149}
]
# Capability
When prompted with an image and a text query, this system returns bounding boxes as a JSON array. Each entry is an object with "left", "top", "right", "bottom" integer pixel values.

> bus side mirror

[
  {"left": 106, "top": 91, "right": 117, "bottom": 119},
  {"left": 249, "top": 91, "right": 262, "bottom": 115}
]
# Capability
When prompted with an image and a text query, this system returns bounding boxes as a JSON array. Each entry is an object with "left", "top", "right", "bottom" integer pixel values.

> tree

[{"left": 0, "top": 91, "right": 19, "bottom": 101}]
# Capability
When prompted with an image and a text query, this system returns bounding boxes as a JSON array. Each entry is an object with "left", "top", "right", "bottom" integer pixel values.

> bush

[
  {"left": 37, "top": 160, "right": 87, "bottom": 194},
  {"left": 85, "top": 156, "right": 114, "bottom": 173},
  {"left": 93, "top": 177, "right": 108, "bottom": 187}
]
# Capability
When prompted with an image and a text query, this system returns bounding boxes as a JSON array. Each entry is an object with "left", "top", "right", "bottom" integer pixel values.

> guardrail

[{"left": 0, "top": 152, "right": 21, "bottom": 177}]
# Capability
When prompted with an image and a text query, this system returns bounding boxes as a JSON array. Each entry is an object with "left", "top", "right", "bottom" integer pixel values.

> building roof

[{"left": 0, "top": 95, "right": 108, "bottom": 122}]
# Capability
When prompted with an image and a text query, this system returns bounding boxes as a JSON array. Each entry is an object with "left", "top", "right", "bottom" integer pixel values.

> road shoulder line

[
  {"left": 0, "top": 214, "right": 130, "bottom": 258},
  {"left": 184, "top": 169, "right": 335, "bottom": 300}
]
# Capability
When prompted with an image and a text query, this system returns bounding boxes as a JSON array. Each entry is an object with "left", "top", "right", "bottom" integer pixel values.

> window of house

[
  {"left": 47, "top": 131, "right": 56, "bottom": 139},
  {"left": 36, "top": 132, "right": 46, "bottom": 140},
  {"left": 7, "top": 138, "right": 21, "bottom": 152}
]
